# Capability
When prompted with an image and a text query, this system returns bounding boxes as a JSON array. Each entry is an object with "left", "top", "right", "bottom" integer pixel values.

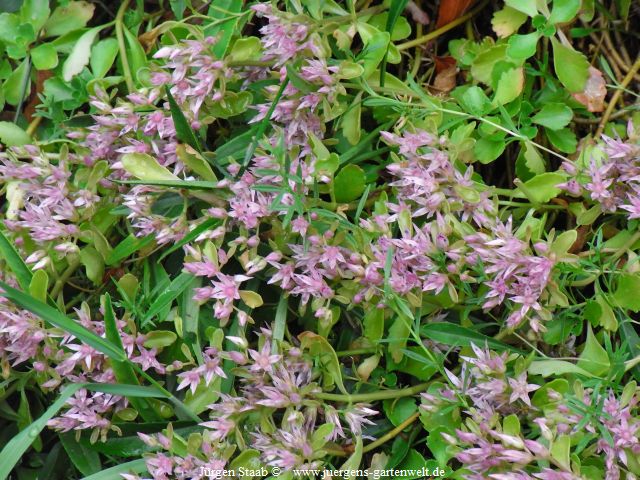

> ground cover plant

[{"left": 0, "top": 0, "right": 639, "bottom": 478}]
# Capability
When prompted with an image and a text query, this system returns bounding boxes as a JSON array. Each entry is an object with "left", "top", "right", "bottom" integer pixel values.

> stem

[
  {"left": 26, "top": 116, "right": 42, "bottom": 137},
  {"left": 116, "top": 0, "right": 134, "bottom": 92},
  {"left": 596, "top": 55, "right": 640, "bottom": 138},
  {"left": 314, "top": 382, "right": 429, "bottom": 403},
  {"left": 336, "top": 347, "right": 378, "bottom": 357},
  {"left": 50, "top": 258, "right": 81, "bottom": 299},
  {"left": 362, "top": 412, "right": 420, "bottom": 453},
  {"left": 397, "top": 0, "right": 489, "bottom": 51}
]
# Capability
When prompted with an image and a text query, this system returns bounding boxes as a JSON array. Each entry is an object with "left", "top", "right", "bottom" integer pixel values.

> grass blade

[
  {"left": 181, "top": 276, "right": 204, "bottom": 364},
  {"left": 142, "top": 272, "right": 195, "bottom": 326},
  {"left": 79, "top": 459, "right": 148, "bottom": 480},
  {"left": 103, "top": 294, "right": 161, "bottom": 421},
  {"left": 165, "top": 86, "right": 201, "bottom": 152},
  {"left": 159, "top": 218, "right": 221, "bottom": 261},
  {"left": 379, "top": 0, "right": 410, "bottom": 86},
  {"left": 0, "top": 228, "right": 32, "bottom": 291},
  {"left": 59, "top": 432, "right": 101, "bottom": 476},
  {"left": 0, "top": 283, "right": 126, "bottom": 362},
  {"left": 0, "top": 384, "right": 83, "bottom": 480},
  {"left": 421, "top": 322, "right": 526, "bottom": 354}
]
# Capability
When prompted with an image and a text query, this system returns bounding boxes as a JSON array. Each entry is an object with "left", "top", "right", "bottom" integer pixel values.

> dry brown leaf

[
  {"left": 436, "top": 0, "right": 476, "bottom": 28},
  {"left": 432, "top": 65, "right": 458, "bottom": 93},
  {"left": 572, "top": 66, "right": 606, "bottom": 113}
]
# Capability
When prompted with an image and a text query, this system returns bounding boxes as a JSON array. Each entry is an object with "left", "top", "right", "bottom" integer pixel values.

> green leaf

[
  {"left": 28, "top": 269, "right": 48, "bottom": 303},
  {"left": 576, "top": 324, "right": 610, "bottom": 377},
  {"left": 551, "top": 38, "right": 590, "bottom": 92},
  {"left": 19, "top": 0, "right": 50, "bottom": 32},
  {"left": 383, "top": 397, "right": 417, "bottom": 427},
  {"left": 546, "top": 127, "right": 577, "bottom": 153},
  {"left": 518, "top": 141, "right": 545, "bottom": 176},
  {"left": 339, "top": 437, "right": 363, "bottom": 480},
  {"left": 470, "top": 44, "right": 508, "bottom": 85},
  {"left": 588, "top": 295, "right": 618, "bottom": 331},
  {"left": 421, "top": 322, "right": 525, "bottom": 353},
  {"left": 205, "top": 0, "right": 242, "bottom": 59},
  {"left": 44, "top": 1, "right": 95, "bottom": 38},
  {"left": 239, "top": 290, "right": 263, "bottom": 308},
  {"left": 165, "top": 86, "right": 202, "bottom": 152},
  {"left": 121, "top": 153, "right": 179, "bottom": 182},
  {"left": 63, "top": 26, "right": 101, "bottom": 81},
  {"left": 229, "top": 450, "right": 262, "bottom": 479},
  {"left": 60, "top": 432, "right": 101, "bottom": 476},
  {"left": 613, "top": 274, "right": 640, "bottom": 312},
  {"left": 333, "top": 165, "right": 366, "bottom": 203},
  {"left": 30, "top": 43, "right": 58, "bottom": 70},
  {"left": 493, "top": 67, "right": 524, "bottom": 105},
  {"left": 474, "top": 137, "right": 506, "bottom": 164},
  {"left": 550, "top": 435, "right": 571, "bottom": 471},
  {"left": 299, "top": 331, "right": 347, "bottom": 395},
  {"left": 518, "top": 172, "right": 565, "bottom": 203},
  {"left": 505, "top": 0, "right": 538, "bottom": 17},
  {"left": 532, "top": 103, "right": 573, "bottom": 130},
  {"left": 122, "top": 26, "right": 147, "bottom": 84},
  {"left": 549, "top": 0, "right": 581, "bottom": 24},
  {"left": 358, "top": 31, "right": 390, "bottom": 77},
  {"left": 3, "top": 58, "right": 30, "bottom": 106},
  {"left": 507, "top": 32, "right": 540, "bottom": 59},
  {"left": 143, "top": 330, "right": 178, "bottom": 349},
  {"left": 0, "top": 283, "right": 127, "bottom": 362},
  {"left": 491, "top": 6, "right": 528, "bottom": 37},
  {"left": 364, "top": 307, "right": 385, "bottom": 342},
  {"left": 461, "top": 86, "right": 493, "bottom": 116},
  {"left": 228, "top": 37, "right": 262, "bottom": 63},
  {"left": 90, "top": 38, "right": 118, "bottom": 78},
  {"left": 0, "top": 13, "right": 20, "bottom": 45},
  {"left": 529, "top": 359, "right": 596, "bottom": 377},
  {"left": 79, "top": 246, "right": 104, "bottom": 285},
  {"left": 0, "top": 121, "right": 31, "bottom": 147},
  {"left": 342, "top": 93, "right": 362, "bottom": 145},
  {"left": 388, "top": 314, "right": 411, "bottom": 363}
]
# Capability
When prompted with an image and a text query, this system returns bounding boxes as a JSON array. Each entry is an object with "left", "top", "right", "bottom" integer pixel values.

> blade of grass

[
  {"left": 238, "top": 76, "right": 290, "bottom": 176},
  {"left": 106, "top": 234, "right": 155, "bottom": 266},
  {"left": 79, "top": 459, "right": 148, "bottom": 480},
  {"left": 159, "top": 218, "right": 221, "bottom": 261},
  {"left": 165, "top": 86, "right": 201, "bottom": 152},
  {"left": 0, "top": 229, "right": 32, "bottom": 291},
  {"left": 181, "top": 276, "right": 204, "bottom": 364},
  {"left": 0, "top": 283, "right": 126, "bottom": 362},
  {"left": 271, "top": 295, "right": 288, "bottom": 355},
  {"left": 59, "top": 432, "right": 101, "bottom": 476},
  {"left": 0, "top": 384, "right": 83, "bottom": 480},
  {"left": 141, "top": 272, "right": 195, "bottom": 326},
  {"left": 102, "top": 294, "right": 161, "bottom": 421},
  {"left": 379, "top": 0, "right": 410, "bottom": 86},
  {"left": 115, "top": 179, "right": 219, "bottom": 190}
]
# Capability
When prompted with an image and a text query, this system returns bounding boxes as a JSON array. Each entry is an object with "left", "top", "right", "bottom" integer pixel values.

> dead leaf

[
  {"left": 436, "top": 0, "right": 476, "bottom": 28},
  {"left": 432, "top": 65, "right": 457, "bottom": 93},
  {"left": 572, "top": 67, "right": 606, "bottom": 112}
]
